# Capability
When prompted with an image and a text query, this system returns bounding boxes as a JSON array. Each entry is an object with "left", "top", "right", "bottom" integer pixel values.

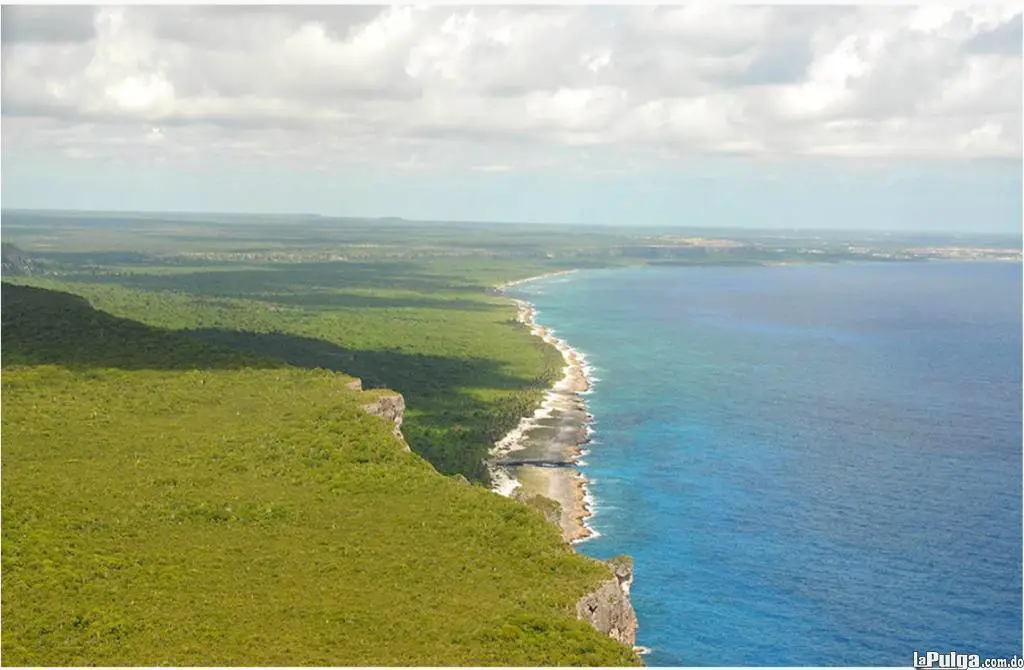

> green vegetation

[
  {"left": 5, "top": 260, "right": 568, "bottom": 481},
  {"left": 3, "top": 211, "right": 1017, "bottom": 664},
  {"left": 2, "top": 283, "right": 639, "bottom": 665},
  {"left": 2, "top": 284, "right": 274, "bottom": 371}
]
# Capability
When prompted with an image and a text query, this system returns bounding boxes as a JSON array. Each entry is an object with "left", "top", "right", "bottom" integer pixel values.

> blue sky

[{"left": 2, "top": 6, "right": 1021, "bottom": 234}]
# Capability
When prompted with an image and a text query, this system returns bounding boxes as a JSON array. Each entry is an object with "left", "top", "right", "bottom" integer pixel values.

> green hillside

[
  {"left": 2, "top": 284, "right": 273, "bottom": 371},
  {"left": 1, "top": 283, "right": 639, "bottom": 666},
  {"left": 7, "top": 266, "right": 566, "bottom": 483}
]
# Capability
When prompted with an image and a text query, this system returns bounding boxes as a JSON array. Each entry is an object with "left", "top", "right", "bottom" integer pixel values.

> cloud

[
  {"left": 0, "top": 6, "right": 96, "bottom": 44},
  {"left": 965, "top": 12, "right": 1024, "bottom": 54},
  {"left": 1, "top": 5, "right": 1020, "bottom": 172}
]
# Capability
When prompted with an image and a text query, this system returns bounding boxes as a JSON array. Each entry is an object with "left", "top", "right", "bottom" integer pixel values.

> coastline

[{"left": 489, "top": 269, "right": 597, "bottom": 545}]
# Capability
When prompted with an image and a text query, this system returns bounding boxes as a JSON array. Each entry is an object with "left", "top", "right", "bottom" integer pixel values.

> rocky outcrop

[
  {"left": 361, "top": 393, "right": 408, "bottom": 450},
  {"left": 576, "top": 556, "right": 638, "bottom": 648},
  {"left": 345, "top": 378, "right": 363, "bottom": 391},
  {"left": 1, "top": 243, "right": 37, "bottom": 276}
]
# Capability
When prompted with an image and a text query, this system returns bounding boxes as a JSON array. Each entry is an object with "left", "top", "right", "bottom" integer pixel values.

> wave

[{"left": 489, "top": 271, "right": 601, "bottom": 544}]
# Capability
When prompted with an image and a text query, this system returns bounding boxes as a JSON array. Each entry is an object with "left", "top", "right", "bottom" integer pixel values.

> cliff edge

[
  {"left": 576, "top": 556, "right": 639, "bottom": 648},
  {"left": 358, "top": 375, "right": 638, "bottom": 655},
  {"left": 359, "top": 386, "right": 409, "bottom": 451}
]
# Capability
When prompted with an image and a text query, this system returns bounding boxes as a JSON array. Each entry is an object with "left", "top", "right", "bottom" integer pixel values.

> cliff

[
  {"left": 357, "top": 375, "right": 638, "bottom": 656},
  {"left": 361, "top": 389, "right": 408, "bottom": 450},
  {"left": 576, "top": 556, "right": 639, "bottom": 649}
]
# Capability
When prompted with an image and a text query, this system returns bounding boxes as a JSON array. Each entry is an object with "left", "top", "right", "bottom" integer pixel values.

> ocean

[{"left": 508, "top": 261, "right": 1022, "bottom": 666}]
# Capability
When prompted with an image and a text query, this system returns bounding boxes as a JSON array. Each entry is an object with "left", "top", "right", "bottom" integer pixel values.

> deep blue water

[{"left": 510, "top": 262, "right": 1022, "bottom": 666}]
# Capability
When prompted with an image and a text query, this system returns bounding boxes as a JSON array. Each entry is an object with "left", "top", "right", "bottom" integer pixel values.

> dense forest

[
  {"left": 2, "top": 282, "right": 639, "bottom": 665},
  {"left": 4, "top": 259, "right": 567, "bottom": 482}
]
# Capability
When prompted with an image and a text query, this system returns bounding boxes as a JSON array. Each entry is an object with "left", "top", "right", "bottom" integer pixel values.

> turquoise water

[{"left": 509, "top": 262, "right": 1022, "bottom": 666}]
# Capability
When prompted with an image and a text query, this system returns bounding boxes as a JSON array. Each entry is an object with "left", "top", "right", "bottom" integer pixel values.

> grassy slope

[{"left": 1, "top": 284, "right": 639, "bottom": 665}]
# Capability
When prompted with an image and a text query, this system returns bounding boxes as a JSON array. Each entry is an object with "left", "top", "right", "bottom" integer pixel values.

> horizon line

[{"left": 1, "top": 206, "right": 1021, "bottom": 239}]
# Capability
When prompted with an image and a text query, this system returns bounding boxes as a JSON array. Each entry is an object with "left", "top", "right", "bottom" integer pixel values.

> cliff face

[
  {"left": 361, "top": 392, "right": 408, "bottom": 451},
  {"left": 576, "top": 556, "right": 638, "bottom": 648},
  {"left": 2, "top": 243, "right": 37, "bottom": 276},
  {"left": 355, "top": 373, "right": 639, "bottom": 656}
]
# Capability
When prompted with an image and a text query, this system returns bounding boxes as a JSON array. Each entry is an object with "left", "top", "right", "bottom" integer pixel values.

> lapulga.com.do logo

[{"left": 914, "top": 651, "right": 1024, "bottom": 669}]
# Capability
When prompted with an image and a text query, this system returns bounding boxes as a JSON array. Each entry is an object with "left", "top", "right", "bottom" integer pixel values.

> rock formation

[
  {"left": 576, "top": 556, "right": 639, "bottom": 648},
  {"left": 1, "top": 243, "right": 37, "bottom": 276},
  {"left": 361, "top": 392, "right": 408, "bottom": 450}
]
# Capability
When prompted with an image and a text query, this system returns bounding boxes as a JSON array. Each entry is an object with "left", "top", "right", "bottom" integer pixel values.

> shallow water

[{"left": 509, "top": 261, "right": 1023, "bottom": 666}]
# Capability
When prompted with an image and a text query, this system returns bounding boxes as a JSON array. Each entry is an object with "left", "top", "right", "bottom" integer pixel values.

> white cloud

[{"left": 1, "top": 5, "right": 1020, "bottom": 171}]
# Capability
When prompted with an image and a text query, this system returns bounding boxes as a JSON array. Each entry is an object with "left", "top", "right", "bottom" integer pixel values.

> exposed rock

[
  {"left": 1, "top": 243, "right": 37, "bottom": 276},
  {"left": 344, "top": 378, "right": 363, "bottom": 392},
  {"left": 361, "top": 393, "right": 408, "bottom": 451},
  {"left": 576, "top": 556, "right": 638, "bottom": 648}
]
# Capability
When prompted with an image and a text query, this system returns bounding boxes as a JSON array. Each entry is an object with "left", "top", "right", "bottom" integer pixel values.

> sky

[{"left": 1, "top": 4, "right": 1021, "bottom": 233}]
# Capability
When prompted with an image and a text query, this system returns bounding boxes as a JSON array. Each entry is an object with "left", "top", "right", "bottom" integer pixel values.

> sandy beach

[{"left": 489, "top": 270, "right": 597, "bottom": 544}]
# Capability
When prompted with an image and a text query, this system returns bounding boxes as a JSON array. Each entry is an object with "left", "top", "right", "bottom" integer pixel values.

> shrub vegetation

[{"left": 2, "top": 283, "right": 638, "bottom": 665}]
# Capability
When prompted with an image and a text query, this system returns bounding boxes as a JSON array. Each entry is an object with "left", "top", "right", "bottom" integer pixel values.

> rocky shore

[
  {"left": 488, "top": 276, "right": 596, "bottom": 544},
  {"left": 490, "top": 271, "right": 642, "bottom": 657}
]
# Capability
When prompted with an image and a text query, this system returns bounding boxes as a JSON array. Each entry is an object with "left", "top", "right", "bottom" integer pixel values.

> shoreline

[{"left": 489, "top": 269, "right": 598, "bottom": 545}]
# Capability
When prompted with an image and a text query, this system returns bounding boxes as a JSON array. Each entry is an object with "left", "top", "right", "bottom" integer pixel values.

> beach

[{"left": 490, "top": 270, "right": 597, "bottom": 544}]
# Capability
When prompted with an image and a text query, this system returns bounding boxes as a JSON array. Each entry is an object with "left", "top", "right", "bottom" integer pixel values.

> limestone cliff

[
  {"left": 576, "top": 556, "right": 639, "bottom": 649},
  {"left": 361, "top": 391, "right": 408, "bottom": 450}
]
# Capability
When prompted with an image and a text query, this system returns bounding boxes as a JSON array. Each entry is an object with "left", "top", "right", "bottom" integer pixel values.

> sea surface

[{"left": 508, "top": 261, "right": 1023, "bottom": 666}]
